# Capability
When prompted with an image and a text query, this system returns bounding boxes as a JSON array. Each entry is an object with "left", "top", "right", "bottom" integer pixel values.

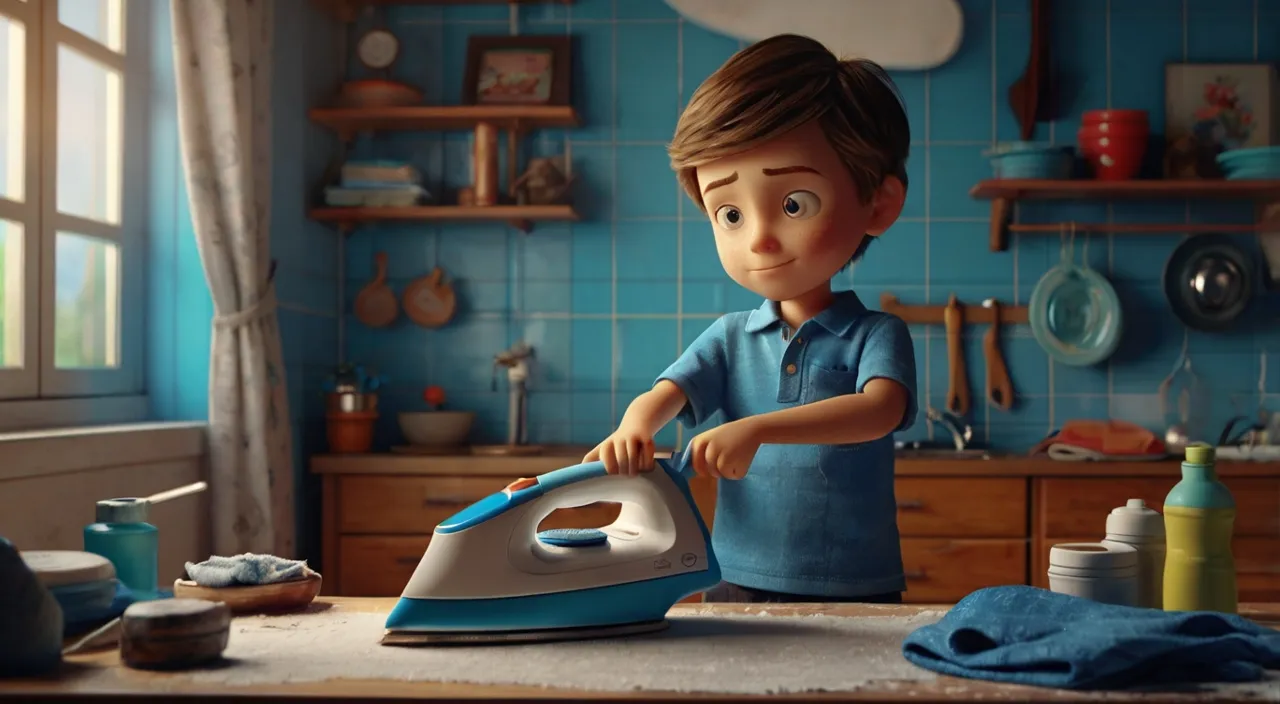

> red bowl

[
  {"left": 1078, "top": 123, "right": 1150, "bottom": 140},
  {"left": 1082, "top": 109, "right": 1149, "bottom": 123},
  {"left": 1078, "top": 138, "right": 1147, "bottom": 180}
]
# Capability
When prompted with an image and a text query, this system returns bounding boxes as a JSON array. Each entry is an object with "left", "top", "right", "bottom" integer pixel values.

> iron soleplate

[{"left": 380, "top": 618, "right": 669, "bottom": 646}]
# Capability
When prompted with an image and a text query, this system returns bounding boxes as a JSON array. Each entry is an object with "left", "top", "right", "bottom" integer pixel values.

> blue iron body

[{"left": 384, "top": 452, "right": 721, "bottom": 636}]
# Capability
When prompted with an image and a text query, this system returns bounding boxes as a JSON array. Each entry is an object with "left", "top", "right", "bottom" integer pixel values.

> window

[{"left": 0, "top": 0, "right": 145, "bottom": 421}]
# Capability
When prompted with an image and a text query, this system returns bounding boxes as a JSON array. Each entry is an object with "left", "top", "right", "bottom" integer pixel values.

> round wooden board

[
  {"left": 402, "top": 267, "right": 457, "bottom": 327},
  {"left": 172, "top": 573, "right": 322, "bottom": 614},
  {"left": 20, "top": 550, "right": 115, "bottom": 586}
]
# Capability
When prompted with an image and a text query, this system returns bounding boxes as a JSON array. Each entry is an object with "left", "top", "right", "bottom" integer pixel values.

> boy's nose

[{"left": 748, "top": 227, "right": 780, "bottom": 254}]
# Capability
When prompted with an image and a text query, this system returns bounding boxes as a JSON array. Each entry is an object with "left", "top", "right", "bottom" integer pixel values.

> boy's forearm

[
  {"left": 620, "top": 380, "right": 689, "bottom": 436},
  {"left": 748, "top": 378, "right": 910, "bottom": 446}
]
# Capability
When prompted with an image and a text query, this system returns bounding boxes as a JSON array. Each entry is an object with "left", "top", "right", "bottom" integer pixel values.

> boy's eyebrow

[
  {"left": 763, "top": 165, "right": 821, "bottom": 177},
  {"left": 702, "top": 172, "right": 739, "bottom": 195}
]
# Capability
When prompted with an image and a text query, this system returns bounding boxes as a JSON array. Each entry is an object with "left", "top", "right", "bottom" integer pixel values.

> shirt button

[
  {"left": 785, "top": 363, "right": 797, "bottom": 375},
  {"left": 794, "top": 337, "right": 804, "bottom": 345}
]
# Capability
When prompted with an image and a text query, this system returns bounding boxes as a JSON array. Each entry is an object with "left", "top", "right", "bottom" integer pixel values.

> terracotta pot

[{"left": 327, "top": 411, "right": 378, "bottom": 453}]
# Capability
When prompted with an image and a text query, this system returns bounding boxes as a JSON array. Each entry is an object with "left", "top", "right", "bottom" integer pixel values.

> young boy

[{"left": 583, "top": 34, "right": 917, "bottom": 604}]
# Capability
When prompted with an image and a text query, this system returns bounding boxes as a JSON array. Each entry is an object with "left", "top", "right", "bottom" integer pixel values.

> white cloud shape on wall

[{"left": 664, "top": 0, "right": 964, "bottom": 71}]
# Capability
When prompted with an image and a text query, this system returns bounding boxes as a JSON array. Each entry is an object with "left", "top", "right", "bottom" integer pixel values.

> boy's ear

[{"left": 865, "top": 176, "right": 906, "bottom": 237}]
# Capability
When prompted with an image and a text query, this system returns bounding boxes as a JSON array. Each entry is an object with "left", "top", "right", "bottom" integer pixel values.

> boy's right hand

[{"left": 583, "top": 427, "right": 655, "bottom": 476}]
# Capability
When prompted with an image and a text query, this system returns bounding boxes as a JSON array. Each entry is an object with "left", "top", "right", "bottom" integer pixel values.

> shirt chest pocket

[{"left": 801, "top": 364, "right": 861, "bottom": 405}]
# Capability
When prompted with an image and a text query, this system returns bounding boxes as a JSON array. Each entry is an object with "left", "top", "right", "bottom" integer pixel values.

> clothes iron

[{"left": 381, "top": 451, "right": 720, "bottom": 645}]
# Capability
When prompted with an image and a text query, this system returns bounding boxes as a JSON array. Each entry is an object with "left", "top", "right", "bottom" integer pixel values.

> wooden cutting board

[
  {"left": 402, "top": 267, "right": 457, "bottom": 328},
  {"left": 354, "top": 252, "right": 398, "bottom": 328}
]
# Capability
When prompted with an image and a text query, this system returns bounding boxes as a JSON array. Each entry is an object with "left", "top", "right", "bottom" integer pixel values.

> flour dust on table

[{"left": 91, "top": 605, "right": 948, "bottom": 694}]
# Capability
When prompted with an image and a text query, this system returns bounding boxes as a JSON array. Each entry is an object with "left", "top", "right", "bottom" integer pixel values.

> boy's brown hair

[{"left": 668, "top": 34, "right": 910, "bottom": 213}]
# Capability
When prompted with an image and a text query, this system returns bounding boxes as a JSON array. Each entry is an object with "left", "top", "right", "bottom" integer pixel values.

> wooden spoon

[
  {"left": 1008, "top": 0, "right": 1048, "bottom": 140},
  {"left": 944, "top": 294, "right": 971, "bottom": 416},
  {"left": 402, "top": 266, "right": 457, "bottom": 328},
  {"left": 982, "top": 298, "right": 1015, "bottom": 411},
  {"left": 354, "top": 252, "right": 398, "bottom": 328}
]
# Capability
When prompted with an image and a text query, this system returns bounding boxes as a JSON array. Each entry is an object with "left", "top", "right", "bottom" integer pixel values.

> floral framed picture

[{"left": 1164, "top": 62, "right": 1278, "bottom": 179}]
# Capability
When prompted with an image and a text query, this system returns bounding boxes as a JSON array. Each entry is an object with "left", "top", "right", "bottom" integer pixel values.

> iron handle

[
  {"left": 422, "top": 497, "right": 467, "bottom": 507},
  {"left": 904, "top": 569, "right": 927, "bottom": 580},
  {"left": 396, "top": 556, "right": 420, "bottom": 565},
  {"left": 896, "top": 499, "right": 925, "bottom": 510}
]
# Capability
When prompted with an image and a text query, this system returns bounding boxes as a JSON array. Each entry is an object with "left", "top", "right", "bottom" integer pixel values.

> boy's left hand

[{"left": 686, "top": 418, "right": 761, "bottom": 480}]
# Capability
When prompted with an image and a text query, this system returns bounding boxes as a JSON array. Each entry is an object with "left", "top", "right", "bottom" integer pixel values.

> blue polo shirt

[{"left": 656, "top": 289, "right": 918, "bottom": 597}]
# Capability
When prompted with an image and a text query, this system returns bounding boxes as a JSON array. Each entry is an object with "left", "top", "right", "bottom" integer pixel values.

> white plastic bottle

[{"left": 1101, "top": 498, "right": 1166, "bottom": 609}]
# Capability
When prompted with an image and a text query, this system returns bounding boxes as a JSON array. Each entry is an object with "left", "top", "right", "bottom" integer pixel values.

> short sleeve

[
  {"left": 655, "top": 316, "right": 729, "bottom": 428},
  {"left": 857, "top": 314, "right": 918, "bottom": 432}
]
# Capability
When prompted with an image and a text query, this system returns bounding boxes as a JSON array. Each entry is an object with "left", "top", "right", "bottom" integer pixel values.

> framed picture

[
  {"left": 462, "top": 35, "right": 572, "bottom": 106},
  {"left": 1164, "top": 62, "right": 1278, "bottom": 179}
]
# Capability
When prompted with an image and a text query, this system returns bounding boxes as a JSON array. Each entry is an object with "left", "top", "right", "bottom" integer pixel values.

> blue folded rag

[
  {"left": 185, "top": 553, "right": 314, "bottom": 588},
  {"left": 902, "top": 585, "right": 1280, "bottom": 690}
]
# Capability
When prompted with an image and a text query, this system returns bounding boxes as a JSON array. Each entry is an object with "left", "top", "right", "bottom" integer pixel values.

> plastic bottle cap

[
  {"left": 1105, "top": 498, "right": 1165, "bottom": 539},
  {"left": 1184, "top": 442, "right": 1214, "bottom": 465}
]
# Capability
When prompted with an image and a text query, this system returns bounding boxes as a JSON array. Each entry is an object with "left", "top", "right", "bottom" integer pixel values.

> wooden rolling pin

[{"left": 944, "top": 294, "right": 971, "bottom": 416}]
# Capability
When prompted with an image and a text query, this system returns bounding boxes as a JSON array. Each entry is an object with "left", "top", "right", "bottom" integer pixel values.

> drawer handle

[
  {"left": 422, "top": 497, "right": 466, "bottom": 507},
  {"left": 395, "top": 556, "right": 421, "bottom": 566},
  {"left": 896, "top": 499, "right": 925, "bottom": 510},
  {"left": 904, "top": 569, "right": 927, "bottom": 581}
]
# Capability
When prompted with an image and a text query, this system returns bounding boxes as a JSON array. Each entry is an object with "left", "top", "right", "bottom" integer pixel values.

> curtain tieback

[{"left": 214, "top": 284, "right": 278, "bottom": 330}]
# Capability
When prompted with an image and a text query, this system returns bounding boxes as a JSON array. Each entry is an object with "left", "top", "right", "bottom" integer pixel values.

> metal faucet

[
  {"left": 927, "top": 407, "right": 972, "bottom": 451},
  {"left": 492, "top": 341, "right": 534, "bottom": 446}
]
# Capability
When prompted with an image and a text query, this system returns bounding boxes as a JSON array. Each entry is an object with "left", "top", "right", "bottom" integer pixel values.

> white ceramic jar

[
  {"left": 1101, "top": 498, "right": 1166, "bottom": 609},
  {"left": 1047, "top": 542, "right": 1139, "bottom": 606}
]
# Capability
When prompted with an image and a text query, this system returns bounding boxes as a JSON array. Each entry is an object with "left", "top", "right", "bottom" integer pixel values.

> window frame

[{"left": 0, "top": 0, "right": 147, "bottom": 421}]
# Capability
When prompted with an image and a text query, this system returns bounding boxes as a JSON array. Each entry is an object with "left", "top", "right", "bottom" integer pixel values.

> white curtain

[{"left": 170, "top": 0, "right": 295, "bottom": 558}]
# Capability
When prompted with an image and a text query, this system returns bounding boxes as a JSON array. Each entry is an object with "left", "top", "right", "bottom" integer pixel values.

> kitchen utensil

[
  {"left": 943, "top": 293, "right": 970, "bottom": 416},
  {"left": 473, "top": 122, "right": 499, "bottom": 207},
  {"left": 1008, "top": 0, "right": 1049, "bottom": 140},
  {"left": 1029, "top": 230, "right": 1123, "bottom": 366},
  {"left": 1078, "top": 110, "right": 1149, "bottom": 180},
  {"left": 1162, "top": 233, "right": 1256, "bottom": 332},
  {"left": 1158, "top": 336, "right": 1200, "bottom": 455},
  {"left": 120, "top": 598, "right": 230, "bottom": 670},
  {"left": 379, "top": 450, "right": 719, "bottom": 645},
  {"left": 172, "top": 573, "right": 322, "bottom": 615},
  {"left": 985, "top": 142, "right": 1074, "bottom": 179},
  {"left": 354, "top": 253, "right": 398, "bottom": 328},
  {"left": 402, "top": 267, "right": 457, "bottom": 328},
  {"left": 981, "top": 298, "right": 1015, "bottom": 411}
]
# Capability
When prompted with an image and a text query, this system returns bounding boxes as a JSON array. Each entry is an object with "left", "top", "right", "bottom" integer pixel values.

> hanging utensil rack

[{"left": 879, "top": 293, "right": 1028, "bottom": 325}]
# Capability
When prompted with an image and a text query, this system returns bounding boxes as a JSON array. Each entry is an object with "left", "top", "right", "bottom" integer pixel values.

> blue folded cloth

[
  {"left": 902, "top": 585, "right": 1280, "bottom": 690},
  {"left": 184, "top": 553, "right": 314, "bottom": 588}
]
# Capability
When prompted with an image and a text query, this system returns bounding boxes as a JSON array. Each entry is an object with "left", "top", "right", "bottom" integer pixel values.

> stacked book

[{"left": 325, "top": 160, "right": 430, "bottom": 208}]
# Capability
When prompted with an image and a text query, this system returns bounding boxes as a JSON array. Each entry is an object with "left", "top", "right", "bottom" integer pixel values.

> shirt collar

[{"left": 743, "top": 289, "right": 869, "bottom": 338}]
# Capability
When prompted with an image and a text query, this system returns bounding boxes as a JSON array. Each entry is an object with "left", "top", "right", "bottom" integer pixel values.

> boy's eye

[
  {"left": 714, "top": 205, "right": 744, "bottom": 230},
  {"left": 782, "top": 191, "right": 821, "bottom": 219}
]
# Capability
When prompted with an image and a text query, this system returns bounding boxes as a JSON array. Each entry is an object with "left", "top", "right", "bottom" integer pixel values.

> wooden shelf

[
  {"left": 309, "top": 204, "right": 579, "bottom": 233},
  {"left": 969, "top": 178, "right": 1280, "bottom": 251},
  {"left": 310, "top": 105, "right": 580, "bottom": 137},
  {"left": 314, "top": 0, "right": 572, "bottom": 22}
]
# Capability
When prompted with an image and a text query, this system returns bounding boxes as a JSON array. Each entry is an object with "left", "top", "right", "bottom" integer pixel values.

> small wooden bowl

[{"left": 172, "top": 573, "right": 322, "bottom": 615}]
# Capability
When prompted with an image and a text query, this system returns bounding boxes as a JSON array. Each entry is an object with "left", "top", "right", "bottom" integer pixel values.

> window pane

[
  {"left": 0, "top": 15, "right": 25, "bottom": 203},
  {"left": 58, "top": 0, "right": 123, "bottom": 52},
  {"left": 55, "top": 231, "right": 119, "bottom": 369},
  {"left": 57, "top": 45, "right": 122, "bottom": 224},
  {"left": 0, "top": 219, "right": 23, "bottom": 368}
]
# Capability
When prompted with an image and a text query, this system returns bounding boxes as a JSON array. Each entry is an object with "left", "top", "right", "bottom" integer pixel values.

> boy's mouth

[{"left": 749, "top": 259, "right": 796, "bottom": 272}]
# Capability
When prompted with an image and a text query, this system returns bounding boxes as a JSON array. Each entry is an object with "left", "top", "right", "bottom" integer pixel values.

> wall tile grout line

[
  {"left": 674, "top": 15, "right": 685, "bottom": 451},
  {"left": 609, "top": 0, "right": 620, "bottom": 427}
]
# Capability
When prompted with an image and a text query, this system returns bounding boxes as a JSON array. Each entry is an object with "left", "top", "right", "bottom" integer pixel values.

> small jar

[
  {"left": 1101, "top": 498, "right": 1166, "bottom": 609},
  {"left": 1048, "top": 542, "right": 1139, "bottom": 606}
]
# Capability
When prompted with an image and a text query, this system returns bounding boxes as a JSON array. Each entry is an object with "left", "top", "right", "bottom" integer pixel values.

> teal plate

[{"left": 1029, "top": 264, "right": 1123, "bottom": 367}]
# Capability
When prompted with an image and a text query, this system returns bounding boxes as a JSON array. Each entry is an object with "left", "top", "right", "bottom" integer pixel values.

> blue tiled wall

[{"left": 325, "top": 0, "right": 1280, "bottom": 454}]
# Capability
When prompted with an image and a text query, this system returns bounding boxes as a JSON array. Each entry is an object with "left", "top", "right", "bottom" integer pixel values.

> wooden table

[{"left": 5, "top": 598, "right": 1279, "bottom": 703}]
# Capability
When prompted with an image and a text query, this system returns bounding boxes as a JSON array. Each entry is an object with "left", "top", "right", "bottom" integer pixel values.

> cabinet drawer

[
  {"left": 338, "top": 535, "right": 431, "bottom": 596},
  {"left": 1032, "top": 535, "right": 1280, "bottom": 603},
  {"left": 1036, "top": 477, "right": 1280, "bottom": 538},
  {"left": 339, "top": 476, "right": 508, "bottom": 533},
  {"left": 895, "top": 478, "right": 1026, "bottom": 538},
  {"left": 900, "top": 538, "right": 1027, "bottom": 603}
]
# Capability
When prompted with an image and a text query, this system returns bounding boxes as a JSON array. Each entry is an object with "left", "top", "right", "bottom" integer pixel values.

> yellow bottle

[{"left": 1162, "top": 443, "right": 1237, "bottom": 613}]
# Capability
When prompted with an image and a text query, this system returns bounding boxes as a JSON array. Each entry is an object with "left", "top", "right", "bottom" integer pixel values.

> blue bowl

[
  {"left": 988, "top": 143, "right": 1075, "bottom": 180},
  {"left": 1217, "top": 147, "right": 1280, "bottom": 179}
]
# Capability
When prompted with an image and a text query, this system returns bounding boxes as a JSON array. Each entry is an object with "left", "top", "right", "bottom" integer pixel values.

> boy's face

[{"left": 695, "top": 121, "right": 903, "bottom": 302}]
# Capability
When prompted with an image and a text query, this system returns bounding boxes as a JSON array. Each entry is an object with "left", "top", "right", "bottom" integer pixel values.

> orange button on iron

[{"left": 504, "top": 477, "right": 538, "bottom": 493}]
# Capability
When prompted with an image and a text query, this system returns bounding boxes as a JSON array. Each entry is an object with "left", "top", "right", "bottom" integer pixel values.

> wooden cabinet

[{"left": 314, "top": 454, "right": 1280, "bottom": 604}]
